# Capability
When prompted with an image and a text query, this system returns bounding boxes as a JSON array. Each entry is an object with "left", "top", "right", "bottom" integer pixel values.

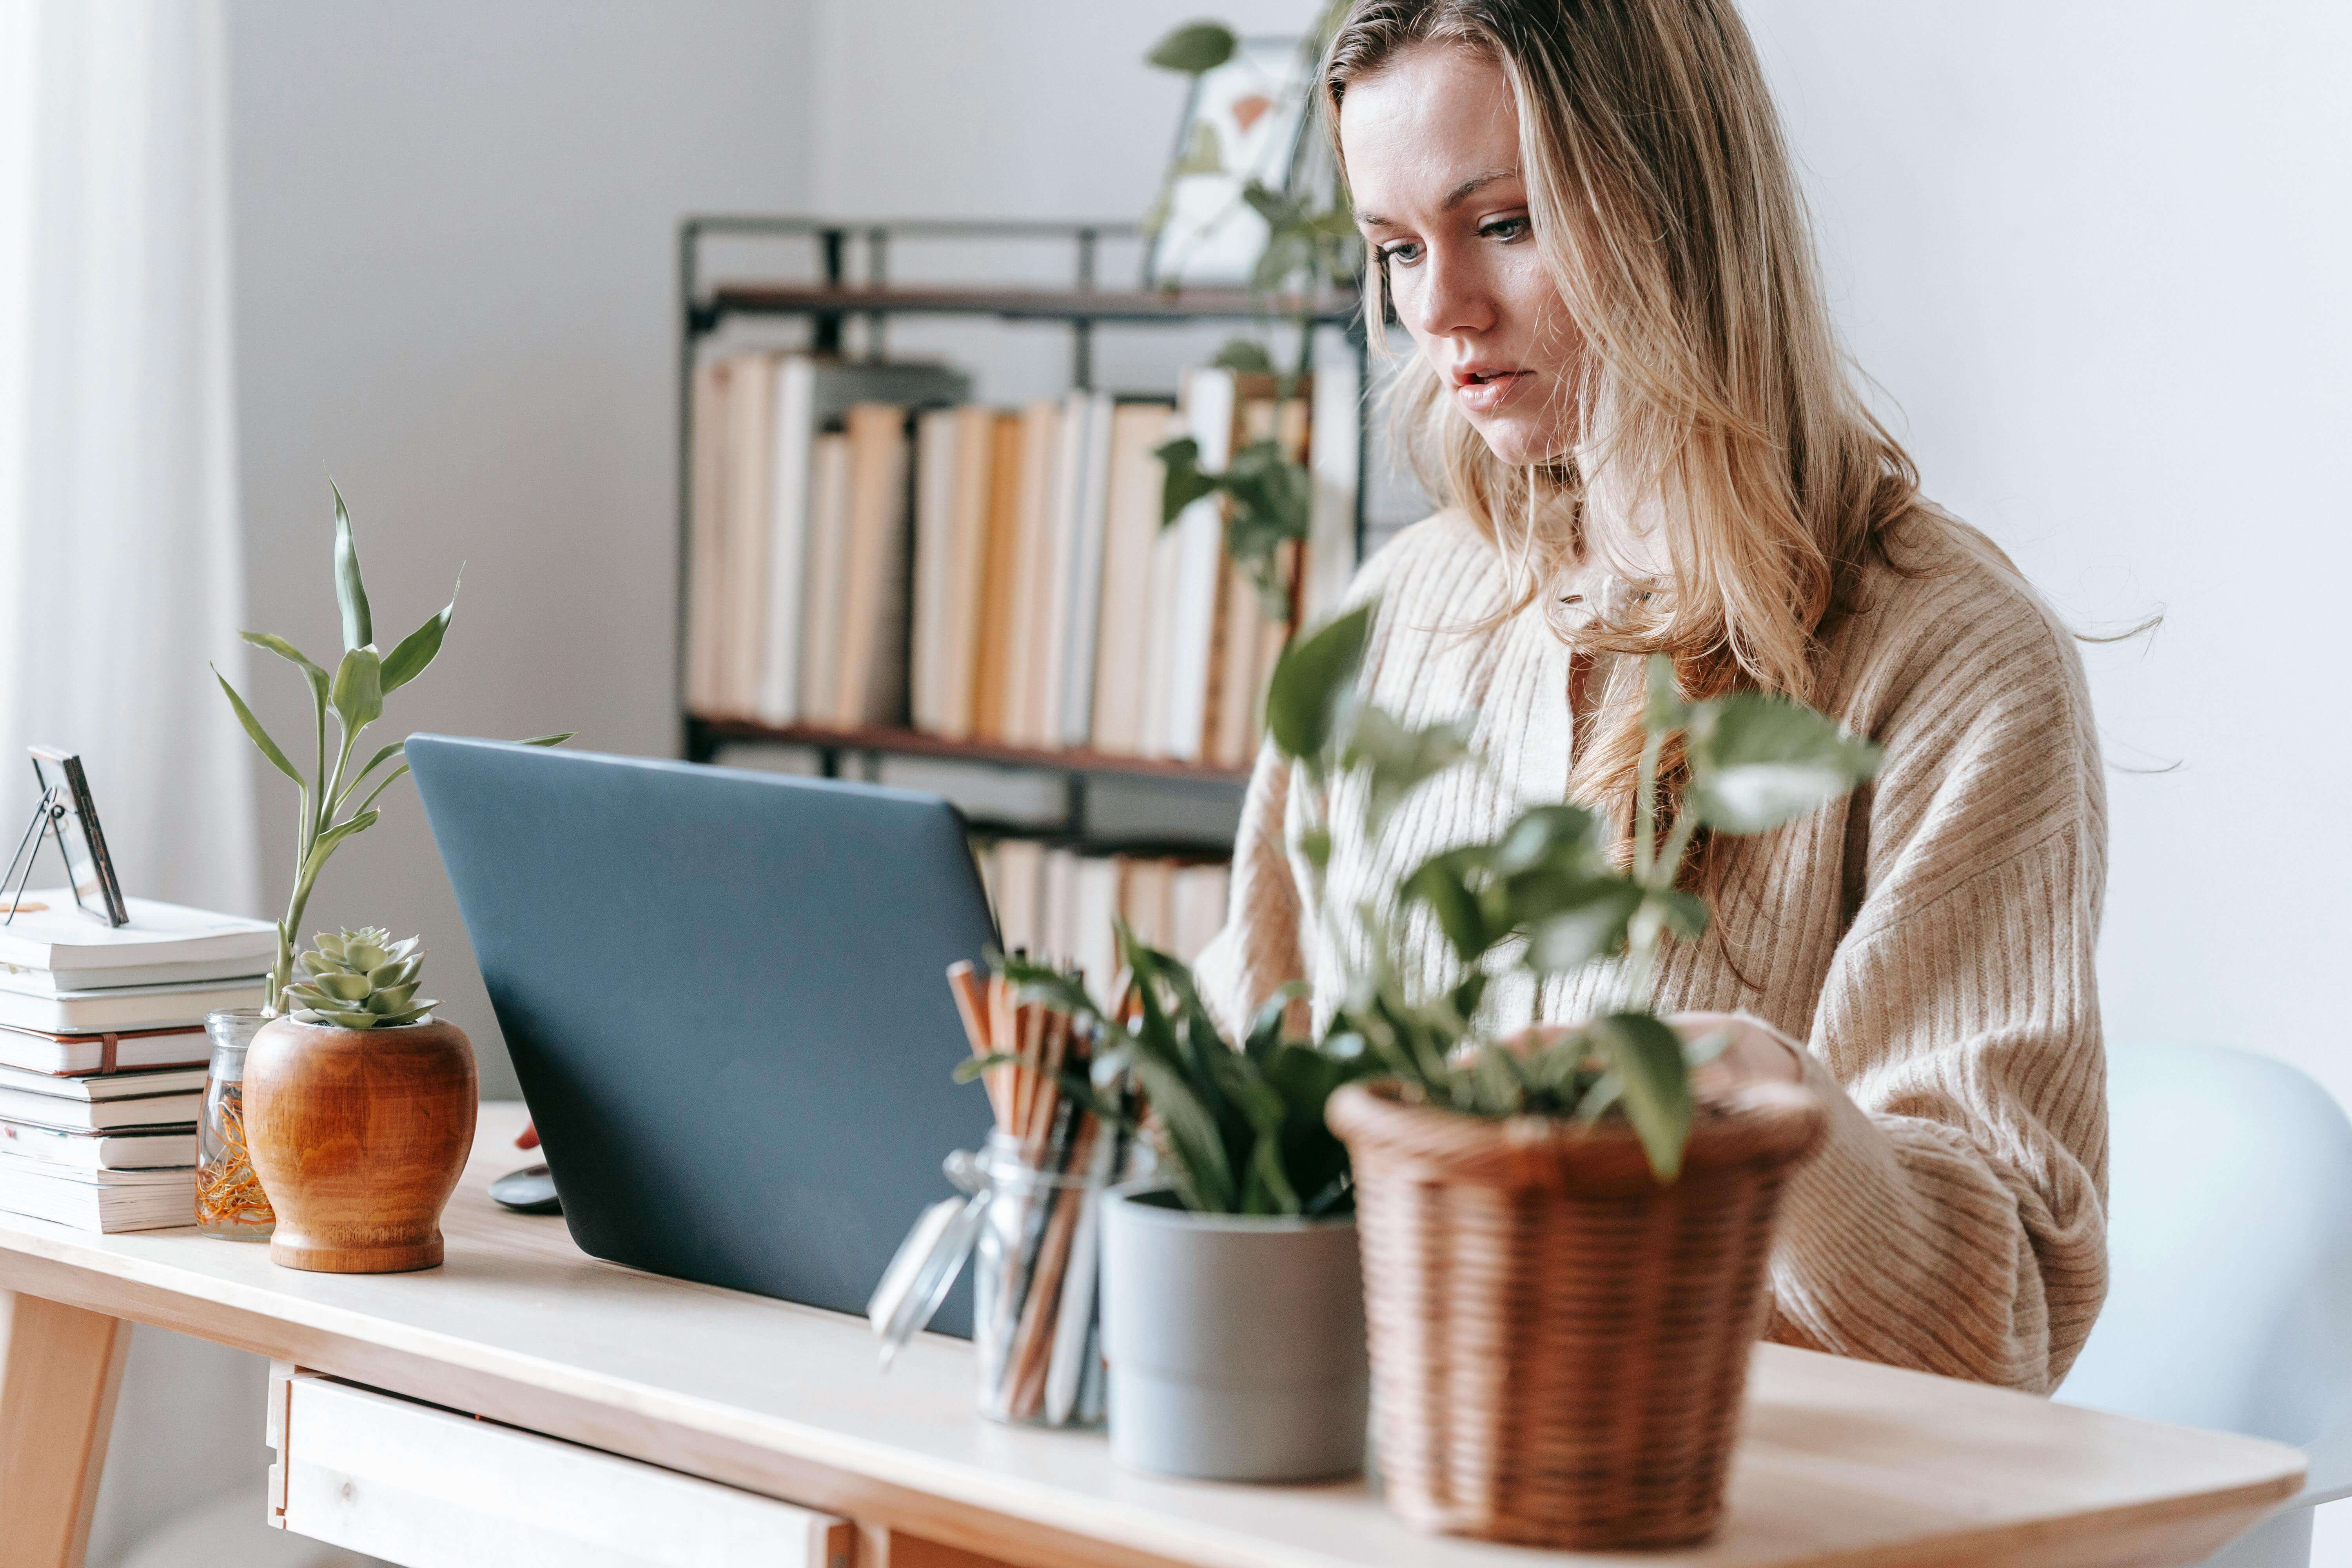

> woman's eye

[
  {"left": 1379, "top": 241, "right": 1424, "bottom": 269},
  {"left": 1480, "top": 216, "right": 1530, "bottom": 243}
]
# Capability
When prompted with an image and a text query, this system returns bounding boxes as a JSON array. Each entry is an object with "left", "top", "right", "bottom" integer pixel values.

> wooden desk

[{"left": 0, "top": 1103, "right": 2304, "bottom": 1568}]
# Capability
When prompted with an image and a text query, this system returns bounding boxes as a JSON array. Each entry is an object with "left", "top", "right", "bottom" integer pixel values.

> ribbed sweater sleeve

[{"left": 1762, "top": 572, "right": 2109, "bottom": 1392}]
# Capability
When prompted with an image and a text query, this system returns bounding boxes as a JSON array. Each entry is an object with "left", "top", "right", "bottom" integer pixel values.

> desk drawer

[{"left": 269, "top": 1370, "right": 853, "bottom": 1568}]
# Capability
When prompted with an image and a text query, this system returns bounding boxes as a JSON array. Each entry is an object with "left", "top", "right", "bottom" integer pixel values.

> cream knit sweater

[{"left": 1196, "top": 509, "right": 2108, "bottom": 1393}]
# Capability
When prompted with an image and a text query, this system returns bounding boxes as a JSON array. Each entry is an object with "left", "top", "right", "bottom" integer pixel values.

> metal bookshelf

[{"left": 674, "top": 215, "right": 1369, "bottom": 844}]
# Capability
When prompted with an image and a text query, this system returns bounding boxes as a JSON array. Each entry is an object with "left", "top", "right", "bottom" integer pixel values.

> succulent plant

[{"left": 283, "top": 927, "right": 438, "bottom": 1029}]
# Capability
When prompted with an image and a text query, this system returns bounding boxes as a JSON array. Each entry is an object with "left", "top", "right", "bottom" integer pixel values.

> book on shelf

[
  {"left": 684, "top": 351, "right": 1360, "bottom": 771},
  {"left": 0, "top": 1119, "right": 198, "bottom": 1171},
  {"left": 0, "top": 1087, "right": 203, "bottom": 1134},
  {"left": 973, "top": 839, "right": 1231, "bottom": 1003},
  {"left": 0, "top": 1152, "right": 195, "bottom": 1233},
  {"left": 682, "top": 351, "right": 972, "bottom": 728},
  {"left": 0, "top": 1022, "right": 209, "bottom": 1077},
  {"left": 0, "top": 976, "right": 263, "bottom": 1036},
  {"left": 0, "top": 892, "right": 277, "bottom": 974}
]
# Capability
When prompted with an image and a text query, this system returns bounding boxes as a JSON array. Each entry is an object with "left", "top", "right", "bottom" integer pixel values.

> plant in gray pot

[{"left": 994, "top": 939, "right": 1381, "bottom": 1483}]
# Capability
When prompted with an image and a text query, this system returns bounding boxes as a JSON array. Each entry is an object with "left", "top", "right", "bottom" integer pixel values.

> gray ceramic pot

[{"left": 1099, "top": 1181, "right": 1368, "bottom": 1482}]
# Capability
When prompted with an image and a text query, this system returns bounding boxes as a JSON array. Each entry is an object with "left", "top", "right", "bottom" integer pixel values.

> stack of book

[
  {"left": 973, "top": 840, "right": 1231, "bottom": 1000},
  {"left": 685, "top": 354, "right": 1360, "bottom": 770},
  {"left": 0, "top": 892, "right": 275, "bottom": 1232}
]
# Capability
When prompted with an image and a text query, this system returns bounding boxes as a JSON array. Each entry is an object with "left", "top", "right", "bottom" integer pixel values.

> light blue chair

[{"left": 2057, "top": 1042, "right": 2352, "bottom": 1566}]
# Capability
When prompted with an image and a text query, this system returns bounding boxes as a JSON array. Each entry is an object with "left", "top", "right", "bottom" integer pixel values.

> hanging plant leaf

[{"left": 1147, "top": 20, "right": 1238, "bottom": 74}]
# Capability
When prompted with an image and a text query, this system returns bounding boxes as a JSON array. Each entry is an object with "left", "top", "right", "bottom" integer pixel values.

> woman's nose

[{"left": 1405, "top": 244, "right": 1498, "bottom": 341}]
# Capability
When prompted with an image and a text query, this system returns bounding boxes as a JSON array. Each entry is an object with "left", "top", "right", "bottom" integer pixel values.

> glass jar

[
  {"left": 969, "top": 1130, "right": 1120, "bottom": 1428},
  {"left": 196, "top": 1007, "right": 274, "bottom": 1240}
]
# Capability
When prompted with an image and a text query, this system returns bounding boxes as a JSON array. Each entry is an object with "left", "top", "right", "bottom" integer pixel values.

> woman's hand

[{"left": 1671, "top": 1011, "right": 1804, "bottom": 1091}]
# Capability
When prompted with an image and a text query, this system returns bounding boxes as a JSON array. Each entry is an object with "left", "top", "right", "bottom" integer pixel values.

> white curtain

[
  {"left": 0, "top": 5, "right": 293, "bottom": 1566},
  {"left": 0, "top": 0, "right": 255, "bottom": 915}
]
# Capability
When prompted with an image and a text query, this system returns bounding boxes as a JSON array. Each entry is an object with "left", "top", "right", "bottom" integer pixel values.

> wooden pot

[
  {"left": 244, "top": 1014, "right": 478, "bottom": 1274},
  {"left": 1326, "top": 1078, "right": 1825, "bottom": 1550}
]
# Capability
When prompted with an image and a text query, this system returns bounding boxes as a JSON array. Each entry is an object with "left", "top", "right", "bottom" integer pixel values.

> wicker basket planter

[{"left": 1325, "top": 1077, "right": 1826, "bottom": 1549}]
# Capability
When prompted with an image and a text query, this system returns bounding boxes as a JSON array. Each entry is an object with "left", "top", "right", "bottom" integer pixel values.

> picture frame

[
  {"left": 13, "top": 748, "right": 129, "bottom": 927},
  {"left": 1142, "top": 35, "right": 1316, "bottom": 291}
]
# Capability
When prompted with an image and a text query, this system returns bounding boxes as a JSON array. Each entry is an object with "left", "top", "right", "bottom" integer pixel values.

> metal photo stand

[{"left": 3, "top": 749, "right": 129, "bottom": 927}]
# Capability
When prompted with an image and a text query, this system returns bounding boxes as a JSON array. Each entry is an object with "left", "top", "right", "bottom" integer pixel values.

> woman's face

[{"left": 1339, "top": 45, "right": 1578, "bottom": 466}]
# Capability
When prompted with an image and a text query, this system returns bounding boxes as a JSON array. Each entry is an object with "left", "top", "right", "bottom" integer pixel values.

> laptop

[{"left": 407, "top": 735, "right": 998, "bottom": 1335}]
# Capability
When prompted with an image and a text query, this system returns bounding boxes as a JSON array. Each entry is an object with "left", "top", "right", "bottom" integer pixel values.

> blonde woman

[{"left": 1197, "top": 0, "right": 2105, "bottom": 1393}]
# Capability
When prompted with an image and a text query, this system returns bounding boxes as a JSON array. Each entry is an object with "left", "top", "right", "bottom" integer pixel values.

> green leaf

[
  {"left": 329, "top": 478, "right": 373, "bottom": 652},
  {"left": 1211, "top": 338, "right": 1274, "bottom": 374},
  {"left": 995, "top": 951, "right": 1103, "bottom": 1022},
  {"left": 304, "top": 1007, "right": 382, "bottom": 1030},
  {"left": 1241, "top": 180, "right": 1300, "bottom": 227},
  {"left": 1652, "top": 888, "right": 1710, "bottom": 940},
  {"left": 1492, "top": 804, "right": 1604, "bottom": 877},
  {"left": 329, "top": 646, "right": 385, "bottom": 734},
  {"left": 213, "top": 668, "right": 302, "bottom": 784},
  {"left": 1147, "top": 20, "right": 1237, "bottom": 73},
  {"left": 316, "top": 972, "right": 372, "bottom": 1002},
  {"left": 1684, "top": 693, "right": 1882, "bottom": 835},
  {"left": 1522, "top": 881, "right": 1645, "bottom": 972},
  {"left": 1587, "top": 1011, "right": 1693, "bottom": 1180},
  {"left": 380, "top": 569, "right": 461, "bottom": 694},
  {"left": 1340, "top": 707, "right": 1470, "bottom": 828},
  {"left": 518, "top": 732, "right": 575, "bottom": 747},
  {"left": 1154, "top": 436, "right": 1219, "bottom": 527},
  {"left": 296, "top": 810, "right": 380, "bottom": 885},
  {"left": 1402, "top": 852, "right": 1487, "bottom": 963},
  {"left": 240, "top": 630, "right": 330, "bottom": 703},
  {"left": 1297, "top": 825, "right": 1331, "bottom": 871},
  {"left": 365, "top": 981, "right": 421, "bottom": 1015},
  {"left": 1265, "top": 601, "right": 1373, "bottom": 763}
]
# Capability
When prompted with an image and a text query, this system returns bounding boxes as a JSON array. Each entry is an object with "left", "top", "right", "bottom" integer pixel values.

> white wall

[{"left": 229, "top": 0, "right": 818, "bottom": 1101}]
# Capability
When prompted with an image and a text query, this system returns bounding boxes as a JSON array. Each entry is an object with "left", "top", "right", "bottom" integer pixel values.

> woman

[{"left": 1196, "top": 0, "right": 2106, "bottom": 1394}]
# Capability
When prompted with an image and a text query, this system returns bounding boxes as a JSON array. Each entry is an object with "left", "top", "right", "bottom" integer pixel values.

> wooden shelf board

[
  {"left": 695, "top": 719, "right": 1254, "bottom": 787},
  {"left": 701, "top": 283, "right": 1358, "bottom": 327}
]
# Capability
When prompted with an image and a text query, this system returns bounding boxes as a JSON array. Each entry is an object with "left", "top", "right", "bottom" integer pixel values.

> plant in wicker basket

[{"left": 1263, "top": 600, "right": 1880, "bottom": 1548}]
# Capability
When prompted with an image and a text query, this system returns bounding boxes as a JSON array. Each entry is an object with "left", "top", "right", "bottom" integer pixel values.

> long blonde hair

[{"left": 1324, "top": 0, "right": 1924, "bottom": 863}]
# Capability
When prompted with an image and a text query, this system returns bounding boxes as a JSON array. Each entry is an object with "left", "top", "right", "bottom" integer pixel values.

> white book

[
  {"left": 1033, "top": 392, "right": 1096, "bottom": 750},
  {"left": 1305, "top": 354, "right": 1363, "bottom": 620},
  {"left": 0, "top": 1087, "right": 200, "bottom": 1133},
  {"left": 0, "top": 1024, "right": 208, "bottom": 1076},
  {"left": 991, "top": 839, "right": 1045, "bottom": 958},
  {"left": 908, "top": 408, "right": 962, "bottom": 733},
  {"left": 0, "top": 977, "right": 264, "bottom": 1036},
  {"left": 798, "top": 431, "right": 855, "bottom": 723},
  {"left": 757, "top": 355, "right": 818, "bottom": 726},
  {"left": 0, "top": 955, "right": 269, "bottom": 994},
  {"left": 1042, "top": 847, "right": 1082, "bottom": 967},
  {"left": 720, "top": 351, "right": 777, "bottom": 717},
  {"left": 1070, "top": 857, "right": 1122, "bottom": 1009},
  {"left": 1054, "top": 393, "right": 1118, "bottom": 748},
  {"left": 0, "top": 893, "right": 276, "bottom": 973},
  {"left": 0, "top": 1120, "right": 198, "bottom": 1170},
  {"left": 0, "top": 1152, "right": 197, "bottom": 1232},
  {"left": 1158, "top": 369, "right": 1239, "bottom": 759},
  {"left": 685, "top": 357, "right": 732, "bottom": 714},
  {"left": 0, "top": 1063, "right": 209, "bottom": 1100}
]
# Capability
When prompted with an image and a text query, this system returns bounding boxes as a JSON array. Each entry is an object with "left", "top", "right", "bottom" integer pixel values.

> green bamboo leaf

[
  {"left": 329, "top": 478, "right": 373, "bottom": 652},
  {"left": 1146, "top": 20, "right": 1236, "bottom": 73},
  {"left": 240, "top": 630, "right": 330, "bottom": 702},
  {"left": 1265, "top": 600, "right": 1373, "bottom": 763},
  {"left": 330, "top": 646, "right": 385, "bottom": 733},
  {"left": 380, "top": 568, "right": 462, "bottom": 694},
  {"left": 518, "top": 732, "right": 575, "bottom": 747},
  {"left": 1588, "top": 1012, "right": 1693, "bottom": 1181},
  {"left": 351, "top": 764, "right": 411, "bottom": 819},
  {"left": 296, "top": 809, "right": 380, "bottom": 885},
  {"left": 213, "top": 668, "right": 302, "bottom": 784}
]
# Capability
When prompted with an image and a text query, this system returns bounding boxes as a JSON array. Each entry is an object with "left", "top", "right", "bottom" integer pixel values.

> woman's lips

[{"left": 1453, "top": 370, "right": 1532, "bottom": 416}]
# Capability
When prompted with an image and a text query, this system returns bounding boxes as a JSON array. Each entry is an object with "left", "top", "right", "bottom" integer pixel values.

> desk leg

[
  {"left": 857, "top": 1526, "right": 1020, "bottom": 1568},
  {"left": 0, "top": 1291, "right": 129, "bottom": 1568}
]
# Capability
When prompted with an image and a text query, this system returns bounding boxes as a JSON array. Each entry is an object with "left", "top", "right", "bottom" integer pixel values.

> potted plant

[
  {"left": 1262, "top": 603, "right": 1878, "bottom": 1548},
  {"left": 992, "top": 938, "right": 1381, "bottom": 1483},
  {"left": 213, "top": 481, "right": 566, "bottom": 1269}
]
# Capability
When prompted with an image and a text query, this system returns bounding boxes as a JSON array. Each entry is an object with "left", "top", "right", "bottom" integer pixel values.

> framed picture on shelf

[{"left": 1143, "top": 35, "right": 1314, "bottom": 291}]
